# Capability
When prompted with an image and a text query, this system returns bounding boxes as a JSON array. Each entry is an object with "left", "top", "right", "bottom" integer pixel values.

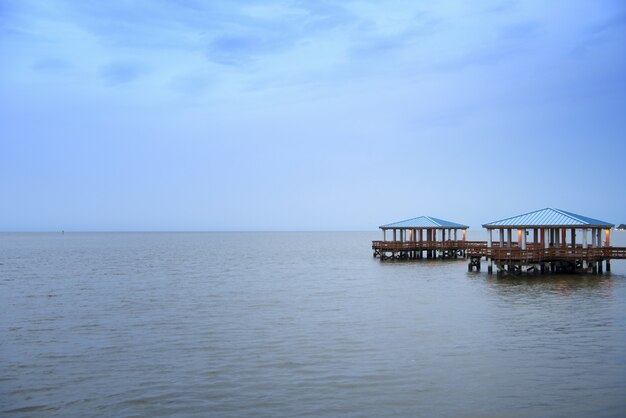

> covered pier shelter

[
  {"left": 468, "top": 208, "right": 626, "bottom": 274},
  {"left": 372, "top": 216, "right": 484, "bottom": 260}
]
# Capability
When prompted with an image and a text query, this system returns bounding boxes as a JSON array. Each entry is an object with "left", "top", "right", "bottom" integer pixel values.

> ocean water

[{"left": 1, "top": 231, "right": 626, "bottom": 417}]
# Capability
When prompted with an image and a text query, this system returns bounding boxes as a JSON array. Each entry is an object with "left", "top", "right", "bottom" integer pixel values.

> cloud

[
  {"left": 588, "top": 10, "right": 626, "bottom": 36},
  {"left": 100, "top": 61, "right": 148, "bottom": 85},
  {"left": 432, "top": 20, "right": 541, "bottom": 74},
  {"left": 60, "top": 0, "right": 214, "bottom": 50},
  {"left": 349, "top": 11, "right": 440, "bottom": 58},
  {"left": 32, "top": 57, "right": 72, "bottom": 74},
  {"left": 485, "top": 0, "right": 519, "bottom": 14},
  {"left": 498, "top": 21, "right": 540, "bottom": 40},
  {"left": 170, "top": 72, "right": 212, "bottom": 96},
  {"left": 204, "top": 1, "right": 357, "bottom": 67},
  {"left": 570, "top": 10, "right": 626, "bottom": 58},
  {"left": 294, "top": 1, "right": 355, "bottom": 32},
  {"left": 207, "top": 32, "right": 288, "bottom": 66}
]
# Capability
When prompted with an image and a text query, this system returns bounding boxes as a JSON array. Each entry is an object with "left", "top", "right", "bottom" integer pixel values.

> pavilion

[
  {"left": 372, "top": 216, "right": 484, "bottom": 260},
  {"left": 471, "top": 208, "right": 622, "bottom": 274}
]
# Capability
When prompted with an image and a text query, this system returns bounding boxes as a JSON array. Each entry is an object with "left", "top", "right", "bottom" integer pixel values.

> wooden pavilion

[
  {"left": 372, "top": 216, "right": 485, "bottom": 260},
  {"left": 467, "top": 208, "right": 626, "bottom": 274}
]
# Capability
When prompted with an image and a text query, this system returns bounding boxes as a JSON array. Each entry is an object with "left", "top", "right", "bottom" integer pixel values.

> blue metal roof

[
  {"left": 380, "top": 216, "right": 469, "bottom": 229},
  {"left": 483, "top": 208, "right": 614, "bottom": 228}
]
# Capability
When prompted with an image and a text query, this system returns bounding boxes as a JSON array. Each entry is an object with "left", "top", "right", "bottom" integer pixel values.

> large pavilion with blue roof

[
  {"left": 483, "top": 207, "right": 613, "bottom": 249},
  {"left": 472, "top": 208, "right": 620, "bottom": 274}
]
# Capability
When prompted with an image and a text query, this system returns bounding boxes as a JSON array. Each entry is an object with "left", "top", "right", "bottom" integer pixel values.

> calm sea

[{"left": 2, "top": 232, "right": 626, "bottom": 417}]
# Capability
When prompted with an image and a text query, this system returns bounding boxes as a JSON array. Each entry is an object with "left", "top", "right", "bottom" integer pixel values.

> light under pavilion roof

[
  {"left": 380, "top": 216, "right": 469, "bottom": 229},
  {"left": 483, "top": 208, "right": 614, "bottom": 228}
]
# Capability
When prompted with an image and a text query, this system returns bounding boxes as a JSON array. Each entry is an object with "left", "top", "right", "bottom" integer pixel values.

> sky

[{"left": 1, "top": 0, "right": 625, "bottom": 231}]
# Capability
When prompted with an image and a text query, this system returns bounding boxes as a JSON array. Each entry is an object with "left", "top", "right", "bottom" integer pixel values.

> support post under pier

[{"left": 468, "top": 256, "right": 481, "bottom": 272}]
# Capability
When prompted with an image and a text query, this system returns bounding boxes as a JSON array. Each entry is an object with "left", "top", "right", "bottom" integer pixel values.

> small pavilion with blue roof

[
  {"left": 380, "top": 216, "right": 468, "bottom": 242},
  {"left": 373, "top": 215, "right": 480, "bottom": 260}
]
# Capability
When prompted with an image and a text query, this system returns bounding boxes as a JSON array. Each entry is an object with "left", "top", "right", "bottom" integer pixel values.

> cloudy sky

[{"left": 1, "top": 0, "right": 625, "bottom": 231}]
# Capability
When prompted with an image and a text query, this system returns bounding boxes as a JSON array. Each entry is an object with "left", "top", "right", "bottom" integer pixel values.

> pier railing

[
  {"left": 466, "top": 246, "right": 626, "bottom": 261},
  {"left": 373, "top": 240, "right": 626, "bottom": 260},
  {"left": 372, "top": 240, "right": 487, "bottom": 251}
]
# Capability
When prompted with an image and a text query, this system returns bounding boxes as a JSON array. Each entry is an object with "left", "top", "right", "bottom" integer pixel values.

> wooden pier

[{"left": 373, "top": 209, "right": 625, "bottom": 275}]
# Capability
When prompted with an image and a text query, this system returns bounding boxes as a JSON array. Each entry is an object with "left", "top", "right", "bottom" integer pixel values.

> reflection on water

[{"left": 487, "top": 274, "right": 615, "bottom": 297}]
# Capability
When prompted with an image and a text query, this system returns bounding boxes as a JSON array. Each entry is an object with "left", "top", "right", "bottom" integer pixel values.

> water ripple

[{"left": 1, "top": 232, "right": 626, "bottom": 417}]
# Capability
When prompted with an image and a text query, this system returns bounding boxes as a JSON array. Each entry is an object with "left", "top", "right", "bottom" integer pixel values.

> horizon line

[{"left": 0, "top": 229, "right": 382, "bottom": 233}]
